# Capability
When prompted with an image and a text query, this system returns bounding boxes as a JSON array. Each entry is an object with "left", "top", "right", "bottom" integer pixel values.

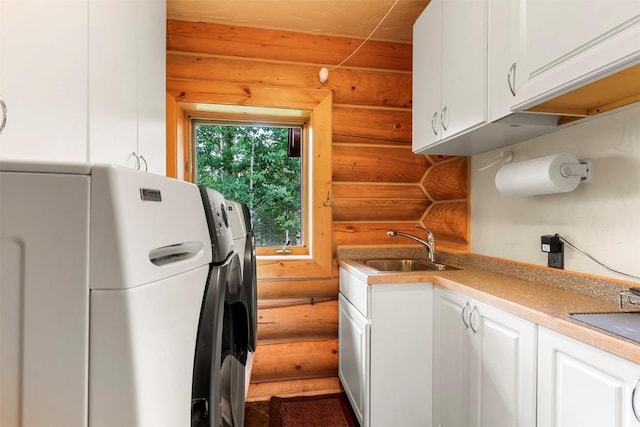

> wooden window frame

[
  {"left": 191, "top": 118, "right": 309, "bottom": 257},
  {"left": 169, "top": 87, "right": 333, "bottom": 279}
]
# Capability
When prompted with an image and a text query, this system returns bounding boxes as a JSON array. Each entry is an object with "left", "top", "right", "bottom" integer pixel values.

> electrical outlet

[{"left": 548, "top": 245, "right": 564, "bottom": 269}]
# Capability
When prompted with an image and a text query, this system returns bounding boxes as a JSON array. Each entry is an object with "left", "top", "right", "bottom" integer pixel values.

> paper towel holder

[
  {"left": 561, "top": 159, "right": 592, "bottom": 183},
  {"left": 495, "top": 152, "right": 593, "bottom": 197}
]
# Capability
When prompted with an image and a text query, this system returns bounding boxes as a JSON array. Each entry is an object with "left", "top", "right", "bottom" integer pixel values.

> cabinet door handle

[
  {"left": 0, "top": 96, "right": 7, "bottom": 135},
  {"left": 469, "top": 306, "right": 479, "bottom": 334},
  {"left": 462, "top": 302, "right": 471, "bottom": 329},
  {"left": 507, "top": 62, "right": 517, "bottom": 97},
  {"left": 431, "top": 111, "right": 439, "bottom": 135},
  {"left": 441, "top": 106, "right": 448, "bottom": 131},
  {"left": 632, "top": 377, "right": 640, "bottom": 422},
  {"left": 139, "top": 155, "right": 148, "bottom": 172},
  {"left": 130, "top": 152, "right": 141, "bottom": 170}
]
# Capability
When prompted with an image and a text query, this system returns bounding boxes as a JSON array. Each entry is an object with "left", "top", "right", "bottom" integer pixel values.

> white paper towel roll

[{"left": 495, "top": 152, "right": 582, "bottom": 196}]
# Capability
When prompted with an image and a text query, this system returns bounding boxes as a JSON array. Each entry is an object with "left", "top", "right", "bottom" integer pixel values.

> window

[
  {"left": 194, "top": 121, "right": 306, "bottom": 253},
  {"left": 173, "top": 89, "right": 332, "bottom": 279}
]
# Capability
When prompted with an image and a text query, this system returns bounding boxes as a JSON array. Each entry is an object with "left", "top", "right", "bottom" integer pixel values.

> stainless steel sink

[
  {"left": 568, "top": 312, "right": 640, "bottom": 344},
  {"left": 363, "top": 259, "right": 459, "bottom": 272}
]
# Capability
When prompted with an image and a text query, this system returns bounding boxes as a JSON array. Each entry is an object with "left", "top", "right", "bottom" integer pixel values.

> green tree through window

[{"left": 195, "top": 123, "right": 302, "bottom": 248}]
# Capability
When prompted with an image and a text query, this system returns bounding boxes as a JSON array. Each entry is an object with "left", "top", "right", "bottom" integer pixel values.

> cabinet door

[
  {"left": 338, "top": 294, "right": 370, "bottom": 427},
  {"left": 440, "top": 0, "right": 487, "bottom": 139},
  {"left": 538, "top": 327, "right": 640, "bottom": 427},
  {"left": 136, "top": 0, "right": 166, "bottom": 176},
  {"left": 89, "top": 0, "right": 138, "bottom": 169},
  {"left": 369, "top": 283, "right": 433, "bottom": 427},
  {"left": 434, "top": 288, "right": 470, "bottom": 427},
  {"left": 469, "top": 299, "right": 537, "bottom": 427},
  {"left": 0, "top": 0, "right": 88, "bottom": 161},
  {"left": 435, "top": 288, "right": 537, "bottom": 427},
  {"left": 514, "top": 0, "right": 640, "bottom": 109},
  {"left": 412, "top": 0, "right": 442, "bottom": 152},
  {"left": 488, "top": 0, "right": 523, "bottom": 121}
]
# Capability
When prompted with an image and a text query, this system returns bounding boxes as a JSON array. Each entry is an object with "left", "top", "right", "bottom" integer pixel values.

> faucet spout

[{"left": 386, "top": 225, "right": 436, "bottom": 263}]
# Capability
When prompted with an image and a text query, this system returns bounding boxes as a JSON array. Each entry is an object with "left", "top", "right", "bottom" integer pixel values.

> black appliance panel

[{"left": 199, "top": 186, "right": 234, "bottom": 264}]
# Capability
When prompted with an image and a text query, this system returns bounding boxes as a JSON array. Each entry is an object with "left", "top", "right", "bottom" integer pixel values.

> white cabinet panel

[
  {"left": 88, "top": 0, "right": 166, "bottom": 174},
  {"left": 472, "top": 298, "right": 537, "bottom": 427},
  {"left": 413, "top": 0, "right": 487, "bottom": 153},
  {"left": 413, "top": 0, "right": 554, "bottom": 156},
  {"left": 514, "top": 0, "right": 640, "bottom": 110},
  {"left": 0, "top": 0, "right": 165, "bottom": 171},
  {"left": 89, "top": 0, "right": 138, "bottom": 169},
  {"left": 488, "top": 0, "right": 523, "bottom": 120},
  {"left": 440, "top": 0, "right": 487, "bottom": 138},
  {"left": 338, "top": 268, "right": 433, "bottom": 427},
  {"left": 0, "top": 0, "right": 88, "bottom": 161},
  {"left": 538, "top": 327, "right": 640, "bottom": 427},
  {"left": 526, "top": 1, "right": 640, "bottom": 79},
  {"left": 433, "top": 289, "right": 468, "bottom": 427},
  {"left": 434, "top": 287, "right": 537, "bottom": 427},
  {"left": 412, "top": 0, "right": 442, "bottom": 150},
  {"left": 338, "top": 294, "right": 369, "bottom": 426},
  {"left": 1, "top": 171, "right": 90, "bottom": 427},
  {"left": 137, "top": 0, "right": 166, "bottom": 176}
]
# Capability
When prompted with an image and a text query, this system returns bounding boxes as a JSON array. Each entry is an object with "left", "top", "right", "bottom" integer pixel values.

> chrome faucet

[{"left": 386, "top": 225, "right": 436, "bottom": 263}]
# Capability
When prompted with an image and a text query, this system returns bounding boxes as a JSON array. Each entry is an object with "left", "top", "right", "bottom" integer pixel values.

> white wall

[{"left": 471, "top": 104, "right": 640, "bottom": 281}]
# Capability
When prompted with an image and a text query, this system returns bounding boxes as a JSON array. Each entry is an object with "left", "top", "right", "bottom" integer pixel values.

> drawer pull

[
  {"left": 431, "top": 111, "right": 438, "bottom": 135},
  {"left": 469, "top": 306, "right": 479, "bottom": 334},
  {"left": 0, "top": 97, "right": 7, "bottom": 134},
  {"left": 462, "top": 302, "right": 471, "bottom": 329},
  {"left": 507, "top": 62, "right": 517, "bottom": 96},
  {"left": 632, "top": 377, "right": 640, "bottom": 422}
]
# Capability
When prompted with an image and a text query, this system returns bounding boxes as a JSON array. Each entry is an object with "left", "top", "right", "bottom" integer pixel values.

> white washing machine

[
  {"left": 192, "top": 187, "right": 242, "bottom": 427},
  {"left": 226, "top": 200, "right": 257, "bottom": 396},
  {"left": 0, "top": 160, "right": 212, "bottom": 427}
]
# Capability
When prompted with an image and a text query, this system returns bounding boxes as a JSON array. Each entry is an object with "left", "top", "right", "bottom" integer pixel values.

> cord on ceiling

[
  {"left": 559, "top": 235, "right": 640, "bottom": 281},
  {"left": 330, "top": 0, "right": 399, "bottom": 71},
  {"left": 319, "top": 0, "right": 399, "bottom": 83}
]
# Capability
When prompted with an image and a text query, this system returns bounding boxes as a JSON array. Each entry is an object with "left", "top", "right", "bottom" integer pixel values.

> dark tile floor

[{"left": 245, "top": 400, "right": 270, "bottom": 427}]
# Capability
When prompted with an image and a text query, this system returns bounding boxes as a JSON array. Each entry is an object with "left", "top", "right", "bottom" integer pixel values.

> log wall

[{"left": 166, "top": 20, "right": 470, "bottom": 400}]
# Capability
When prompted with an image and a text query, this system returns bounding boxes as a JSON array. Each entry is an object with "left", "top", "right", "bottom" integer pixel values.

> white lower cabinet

[
  {"left": 341, "top": 271, "right": 640, "bottom": 427},
  {"left": 338, "top": 293, "right": 369, "bottom": 424},
  {"left": 338, "top": 268, "right": 433, "bottom": 427},
  {"left": 538, "top": 327, "right": 640, "bottom": 427},
  {"left": 433, "top": 287, "right": 537, "bottom": 427}
]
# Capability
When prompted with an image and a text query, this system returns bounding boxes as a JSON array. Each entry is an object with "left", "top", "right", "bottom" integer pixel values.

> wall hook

[
  {"left": 478, "top": 150, "right": 514, "bottom": 171},
  {"left": 323, "top": 191, "right": 332, "bottom": 206}
]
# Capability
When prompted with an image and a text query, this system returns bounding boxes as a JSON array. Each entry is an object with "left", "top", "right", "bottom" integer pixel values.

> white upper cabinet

[
  {"left": 0, "top": 0, "right": 89, "bottom": 162},
  {"left": 89, "top": 0, "right": 166, "bottom": 176},
  {"left": 89, "top": 0, "right": 138, "bottom": 170},
  {"left": 136, "top": 0, "right": 166, "bottom": 176},
  {"left": 488, "top": 0, "right": 525, "bottom": 121},
  {"left": 440, "top": 0, "right": 487, "bottom": 138},
  {"left": 413, "top": 0, "right": 640, "bottom": 155},
  {"left": 412, "top": 0, "right": 442, "bottom": 150},
  {"left": 0, "top": 0, "right": 166, "bottom": 174},
  {"left": 413, "top": 0, "right": 559, "bottom": 156},
  {"left": 413, "top": 0, "right": 487, "bottom": 153},
  {"left": 513, "top": 0, "right": 640, "bottom": 110}
]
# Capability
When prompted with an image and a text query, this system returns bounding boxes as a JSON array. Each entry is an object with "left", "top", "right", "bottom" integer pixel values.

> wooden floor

[{"left": 245, "top": 400, "right": 270, "bottom": 427}]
